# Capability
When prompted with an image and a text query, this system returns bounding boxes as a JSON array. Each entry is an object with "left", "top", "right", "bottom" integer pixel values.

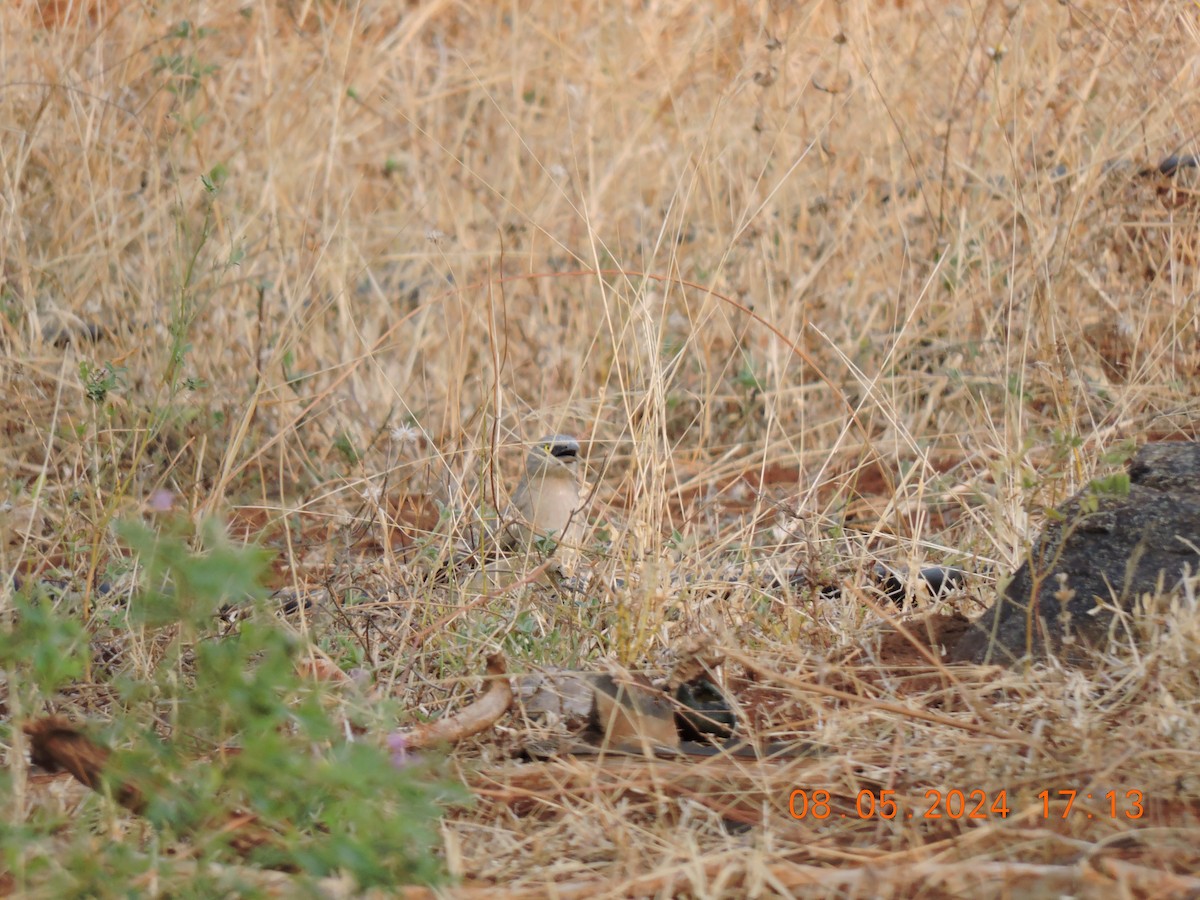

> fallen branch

[{"left": 399, "top": 653, "right": 512, "bottom": 750}]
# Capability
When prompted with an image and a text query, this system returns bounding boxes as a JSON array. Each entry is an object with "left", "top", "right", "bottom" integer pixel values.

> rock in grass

[{"left": 952, "top": 442, "right": 1200, "bottom": 664}]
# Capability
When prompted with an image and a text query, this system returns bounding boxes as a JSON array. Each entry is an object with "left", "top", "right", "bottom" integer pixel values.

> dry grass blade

[{"left": 726, "top": 648, "right": 1022, "bottom": 742}]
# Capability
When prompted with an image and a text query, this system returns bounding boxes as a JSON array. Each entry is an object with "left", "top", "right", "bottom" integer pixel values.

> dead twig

[{"left": 400, "top": 653, "right": 513, "bottom": 750}]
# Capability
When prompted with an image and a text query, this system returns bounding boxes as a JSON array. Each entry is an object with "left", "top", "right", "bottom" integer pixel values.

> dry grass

[{"left": 3, "top": 0, "right": 1200, "bottom": 896}]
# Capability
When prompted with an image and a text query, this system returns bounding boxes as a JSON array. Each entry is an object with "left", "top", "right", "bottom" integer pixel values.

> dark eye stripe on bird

[{"left": 543, "top": 437, "right": 579, "bottom": 459}]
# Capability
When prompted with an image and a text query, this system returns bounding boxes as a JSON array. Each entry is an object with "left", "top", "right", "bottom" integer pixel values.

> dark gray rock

[{"left": 952, "top": 442, "right": 1200, "bottom": 664}]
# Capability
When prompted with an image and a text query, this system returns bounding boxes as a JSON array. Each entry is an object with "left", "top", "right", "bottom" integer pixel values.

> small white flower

[{"left": 390, "top": 424, "right": 420, "bottom": 446}]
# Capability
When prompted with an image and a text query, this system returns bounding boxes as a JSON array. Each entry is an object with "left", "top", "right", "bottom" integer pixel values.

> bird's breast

[{"left": 527, "top": 477, "right": 580, "bottom": 535}]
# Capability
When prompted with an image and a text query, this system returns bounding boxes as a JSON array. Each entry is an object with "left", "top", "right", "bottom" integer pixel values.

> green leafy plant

[
  {"left": 1087, "top": 472, "right": 1131, "bottom": 497},
  {"left": 0, "top": 587, "right": 90, "bottom": 702},
  {"left": 79, "top": 359, "right": 125, "bottom": 405},
  {"left": 8, "top": 519, "right": 465, "bottom": 893}
]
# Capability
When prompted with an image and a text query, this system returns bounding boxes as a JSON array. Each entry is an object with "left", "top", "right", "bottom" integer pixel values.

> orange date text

[
  {"left": 788, "top": 789, "right": 1011, "bottom": 820},
  {"left": 786, "top": 788, "right": 1147, "bottom": 821}
]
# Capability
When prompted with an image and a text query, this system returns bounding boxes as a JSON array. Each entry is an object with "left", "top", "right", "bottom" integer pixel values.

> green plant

[
  {"left": 6, "top": 519, "right": 465, "bottom": 892},
  {"left": 0, "top": 587, "right": 90, "bottom": 705},
  {"left": 79, "top": 360, "right": 125, "bottom": 405}
]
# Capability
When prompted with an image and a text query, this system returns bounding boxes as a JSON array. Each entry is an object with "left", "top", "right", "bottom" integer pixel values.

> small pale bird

[{"left": 503, "top": 434, "right": 584, "bottom": 554}]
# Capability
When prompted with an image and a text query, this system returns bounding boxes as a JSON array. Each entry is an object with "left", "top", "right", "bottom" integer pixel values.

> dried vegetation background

[{"left": 3, "top": 0, "right": 1200, "bottom": 896}]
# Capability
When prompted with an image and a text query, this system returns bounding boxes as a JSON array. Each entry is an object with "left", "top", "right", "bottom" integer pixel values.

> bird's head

[{"left": 525, "top": 434, "right": 581, "bottom": 478}]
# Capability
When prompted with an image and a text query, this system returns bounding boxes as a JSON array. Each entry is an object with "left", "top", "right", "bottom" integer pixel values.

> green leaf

[
  {"left": 1087, "top": 472, "right": 1131, "bottom": 497},
  {"left": 0, "top": 591, "right": 89, "bottom": 693}
]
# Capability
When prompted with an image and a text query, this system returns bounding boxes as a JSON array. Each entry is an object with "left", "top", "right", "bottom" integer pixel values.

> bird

[{"left": 502, "top": 434, "right": 584, "bottom": 555}]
